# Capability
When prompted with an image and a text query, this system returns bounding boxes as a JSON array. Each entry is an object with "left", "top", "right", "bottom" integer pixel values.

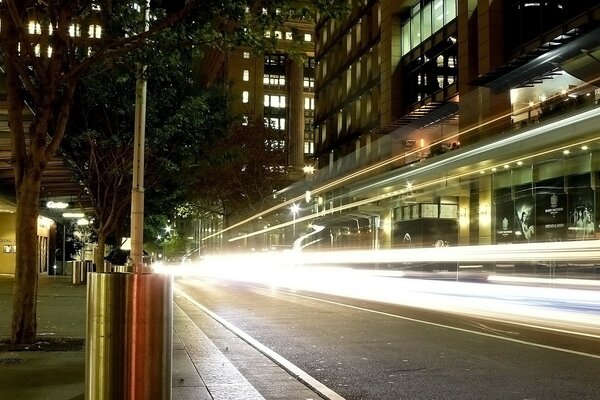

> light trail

[
  {"left": 227, "top": 131, "right": 600, "bottom": 243},
  {"left": 202, "top": 96, "right": 600, "bottom": 243},
  {"left": 155, "top": 242, "right": 600, "bottom": 340}
]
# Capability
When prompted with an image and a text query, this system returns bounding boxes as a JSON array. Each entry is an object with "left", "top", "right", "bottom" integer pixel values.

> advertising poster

[
  {"left": 494, "top": 188, "right": 514, "bottom": 244},
  {"left": 569, "top": 173, "right": 594, "bottom": 240},
  {"left": 514, "top": 184, "right": 535, "bottom": 242},
  {"left": 535, "top": 177, "right": 567, "bottom": 241}
]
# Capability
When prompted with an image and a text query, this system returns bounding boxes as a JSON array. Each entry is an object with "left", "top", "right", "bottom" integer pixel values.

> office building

[{"left": 226, "top": 0, "right": 600, "bottom": 254}]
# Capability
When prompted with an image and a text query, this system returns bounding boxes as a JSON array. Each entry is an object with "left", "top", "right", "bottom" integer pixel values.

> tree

[
  {"left": 0, "top": 0, "right": 343, "bottom": 345},
  {"left": 64, "top": 64, "right": 234, "bottom": 271},
  {"left": 192, "top": 121, "right": 292, "bottom": 232}
]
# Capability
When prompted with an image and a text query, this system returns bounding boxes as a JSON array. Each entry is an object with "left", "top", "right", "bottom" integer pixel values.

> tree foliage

[{"left": 0, "top": 0, "right": 344, "bottom": 345}]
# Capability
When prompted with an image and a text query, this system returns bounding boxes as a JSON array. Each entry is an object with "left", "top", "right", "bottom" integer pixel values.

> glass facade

[{"left": 402, "top": 0, "right": 457, "bottom": 56}]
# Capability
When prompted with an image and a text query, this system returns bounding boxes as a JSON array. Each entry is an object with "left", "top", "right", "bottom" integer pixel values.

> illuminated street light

[
  {"left": 302, "top": 165, "right": 315, "bottom": 175},
  {"left": 47, "top": 200, "right": 69, "bottom": 209}
]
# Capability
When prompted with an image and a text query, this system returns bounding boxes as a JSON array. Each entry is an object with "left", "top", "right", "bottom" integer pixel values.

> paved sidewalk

[{"left": 0, "top": 275, "right": 323, "bottom": 400}]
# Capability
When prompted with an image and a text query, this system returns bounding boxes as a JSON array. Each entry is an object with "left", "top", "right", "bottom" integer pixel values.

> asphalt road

[{"left": 176, "top": 277, "right": 600, "bottom": 400}]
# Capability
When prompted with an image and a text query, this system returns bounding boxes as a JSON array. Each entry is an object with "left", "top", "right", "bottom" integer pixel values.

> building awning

[{"left": 472, "top": 27, "right": 600, "bottom": 92}]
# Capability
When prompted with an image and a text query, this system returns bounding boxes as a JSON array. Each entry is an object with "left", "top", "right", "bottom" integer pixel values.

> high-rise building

[
  {"left": 225, "top": 0, "right": 600, "bottom": 255},
  {"left": 197, "top": 7, "right": 317, "bottom": 174}
]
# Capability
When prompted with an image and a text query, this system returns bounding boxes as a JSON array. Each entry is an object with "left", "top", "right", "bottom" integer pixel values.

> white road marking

[
  {"left": 176, "top": 288, "right": 347, "bottom": 400},
  {"left": 268, "top": 289, "right": 600, "bottom": 360}
]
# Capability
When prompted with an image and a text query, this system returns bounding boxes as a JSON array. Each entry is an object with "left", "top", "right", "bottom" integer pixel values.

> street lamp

[{"left": 290, "top": 203, "right": 300, "bottom": 240}]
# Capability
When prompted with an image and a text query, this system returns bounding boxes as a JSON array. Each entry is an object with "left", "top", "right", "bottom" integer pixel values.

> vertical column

[
  {"left": 458, "top": 0, "right": 512, "bottom": 145},
  {"left": 288, "top": 58, "right": 305, "bottom": 170}
]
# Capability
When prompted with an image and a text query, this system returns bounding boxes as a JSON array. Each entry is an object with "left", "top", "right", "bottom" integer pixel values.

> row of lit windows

[
  {"left": 264, "top": 74, "right": 286, "bottom": 86},
  {"left": 264, "top": 31, "right": 312, "bottom": 42},
  {"left": 401, "top": 0, "right": 457, "bottom": 55},
  {"left": 241, "top": 72, "right": 311, "bottom": 89},
  {"left": 265, "top": 95, "right": 286, "bottom": 108},
  {"left": 27, "top": 21, "right": 102, "bottom": 38},
  {"left": 242, "top": 91, "right": 315, "bottom": 112}
]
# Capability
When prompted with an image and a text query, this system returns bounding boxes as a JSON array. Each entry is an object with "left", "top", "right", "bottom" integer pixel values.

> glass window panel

[
  {"left": 411, "top": 14, "right": 421, "bottom": 49},
  {"left": 422, "top": 3, "right": 432, "bottom": 39},
  {"left": 433, "top": 0, "right": 444, "bottom": 32},
  {"left": 445, "top": 0, "right": 456, "bottom": 23},
  {"left": 402, "top": 23, "right": 411, "bottom": 55},
  {"left": 271, "top": 95, "right": 280, "bottom": 108}
]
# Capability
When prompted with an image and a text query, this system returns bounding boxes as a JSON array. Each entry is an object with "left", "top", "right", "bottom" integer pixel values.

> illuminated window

[
  {"left": 28, "top": 21, "right": 41, "bottom": 35},
  {"left": 304, "top": 33, "right": 312, "bottom": 42},
  {"left": 264, "top": 95, "right": 286, "bottom": 108},
  {"left": 274, "top": 31, "right": 282, "bottom": 39},
  {"left": 304, "top": 141, "right": 314, "bottom": 154},
  {"left": 88, "top": 24, "right": 102, "bottom": 38},
  {"left": 69, "top": 24, "right": 81, "bottom": 37},
  {"left": 304, "top": 97, "right": 315, "bottom": 110},
  {"left": 242, "top": 91, "right": 249, "bottom": 103},
  {"left": 264, "top": 31, "right": 271, "bottom": 38},
  {"left": 303, "top": 77, "right": 315, "bottom": 88},
  {"left": 285, "top": 32, "right": 293, "bottom": 40},
  {"left": 243, "top": 69, "right": 250, "bottom": 81},
  {"left": 266, "top": 117, "right": 286, "bottom": 130},
  {"left": 243, "top": 51, "right": 250, "bottom": 59},
  {"left": 47, "top": 46, "right": 53, "bottom": 58}
]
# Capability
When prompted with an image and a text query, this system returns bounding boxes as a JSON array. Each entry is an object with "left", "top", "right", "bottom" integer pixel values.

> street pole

[
  {"left": 130, "top": 46, "right": 147, "bottom": 272},
  {"left": 86, "top": 3, "right": 172, "bottom": 399}
]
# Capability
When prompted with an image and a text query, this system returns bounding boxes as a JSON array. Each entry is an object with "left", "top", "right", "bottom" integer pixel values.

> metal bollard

[{"left": 85, "top": 272, "right": 173, "bottom": 400}]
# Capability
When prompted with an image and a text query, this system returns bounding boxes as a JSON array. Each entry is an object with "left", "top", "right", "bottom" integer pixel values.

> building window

[
  {"left": 264, "top": 95, "right": 286, "bottom": 108},
  {"left": 242, "top": 115, "right": 249, "bottom": 126},
  {"left": 243, "top": 69, "right": 250, "bottom": 81},
  {"left": 88, "top": 24, "right": 102, "bottom": 38},
  {"left": 242, "top": 91, "right": 249, "bottom": 103},
  {"left": 274, "top": 30, "right": 282, "bottom": 39},
  {"left": 303, "top": 76, "right": 315, "bottom": 88},
  {"left": 264, "top": 31, "right": 271, "bottom": 38},
  {"left": 401, "top": 0, "right": 457, "bottom": 55},
  {"left": 304, "top": 97, "right": 315, "bottom": 110},
  {"left": 304, "top": 141, "right": 314, "bottom": 154},
  {"left": 304, "top": 33, "right": 312, "bottom": 42},
  {"left": 285, "top": 31, "right": 293, "bottom": 40},
  {"left": 69, "top": 24, "right": 81, "bottom": 37},
  {"left": 243, "top": 51, "right": 250, "bottom": 59},
  {"left": 29, "top": 21, "right": 41, "bottom": 35},
  {"left": 263, "top": 74, "right": 286, "bottom": 87},
  {"left": 265, "top": 117, "right": 286, "bottom": 130}
]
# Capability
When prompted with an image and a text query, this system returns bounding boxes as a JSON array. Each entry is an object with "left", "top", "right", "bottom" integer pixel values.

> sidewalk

[{"left": 0, "top": 275, "right": 324, "bottom": 400}]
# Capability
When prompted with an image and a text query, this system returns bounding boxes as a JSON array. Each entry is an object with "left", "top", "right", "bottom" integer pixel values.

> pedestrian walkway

[{"left": 0, "top": 274, "right": 324, "bottom": 400}]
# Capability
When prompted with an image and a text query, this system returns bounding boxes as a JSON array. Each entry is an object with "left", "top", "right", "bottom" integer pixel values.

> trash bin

[{"left": 86, "top": 272, "right": 172, "bottom": 400}]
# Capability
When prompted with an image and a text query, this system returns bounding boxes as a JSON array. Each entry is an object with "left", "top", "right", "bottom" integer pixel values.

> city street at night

[{"left": 174, "top": 268, "right": 600, "bottom": 400}]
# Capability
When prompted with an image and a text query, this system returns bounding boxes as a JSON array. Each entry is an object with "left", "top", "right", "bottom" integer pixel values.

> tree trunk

[
  {"left": 95, "top": 234, "right": 107, "bottom": 273},
  {"left": 11, "top": 172, "right": 41, "bottom": 344}
]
